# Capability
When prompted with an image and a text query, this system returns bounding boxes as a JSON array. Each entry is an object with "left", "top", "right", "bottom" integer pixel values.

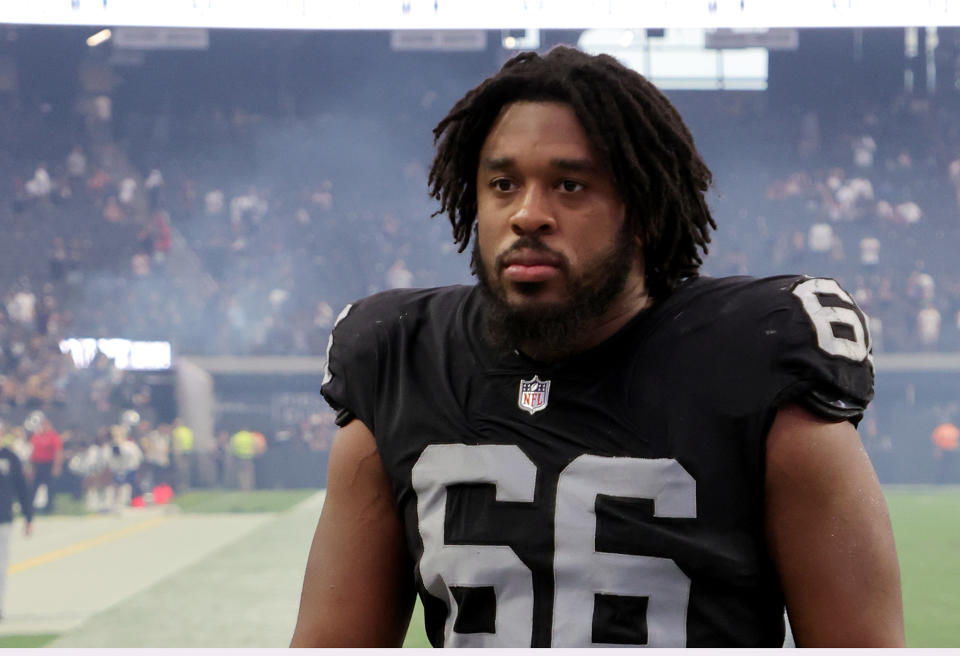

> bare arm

[
  {"left": 290, "top": 419, "right": 416, "bottom": 647},
  {"left": 765, "top": 403, "right": 904, "bottom": 647}
]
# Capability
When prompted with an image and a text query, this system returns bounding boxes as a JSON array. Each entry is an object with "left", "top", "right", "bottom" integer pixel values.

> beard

[{"left": 473, "top": 223, "right": 637, "bottom": 360}]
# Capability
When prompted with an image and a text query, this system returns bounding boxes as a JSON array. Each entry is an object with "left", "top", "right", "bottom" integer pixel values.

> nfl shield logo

[{"left": 518, "top": 375, "right": 551, "bottom": 415}]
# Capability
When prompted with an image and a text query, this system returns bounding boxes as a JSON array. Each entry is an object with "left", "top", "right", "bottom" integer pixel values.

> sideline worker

[
  {"left": 29, "top": 417, "right": 62, "bottom": 514},
  {"left": 932, "top": 421, "right": 959, "bottom": 484},
  {"left": 172, "top": 418, "right": 195, "bottom": 492},
  {"left": 230, "top": 429, "right": 256, "bottom": 491},
  {"left": 0, "top": 436, "right": 33, "bottom": 620}
]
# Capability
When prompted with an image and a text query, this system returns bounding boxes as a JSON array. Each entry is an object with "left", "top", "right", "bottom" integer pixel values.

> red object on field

[
  {"left": 153, "top": 484, "right": 174, "bottom": 505},
  {"left": 933, "top": 423, "right": 959, "bottom": 452},
  {"left": 131, "top": 496, "right": 146, "bottom": 508}
]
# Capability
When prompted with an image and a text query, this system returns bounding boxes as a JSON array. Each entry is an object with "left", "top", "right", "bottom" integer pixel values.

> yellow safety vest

[
  {"left": 231, "top": 430, "right": 255, "bottom": 459},
  {"left": 173, "top": 426, "right": 194, "bottom": 453}
]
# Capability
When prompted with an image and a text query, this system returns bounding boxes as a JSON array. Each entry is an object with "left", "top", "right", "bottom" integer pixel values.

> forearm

[{"left": 291, "top": 517, "right": 415, "bottom": 647}]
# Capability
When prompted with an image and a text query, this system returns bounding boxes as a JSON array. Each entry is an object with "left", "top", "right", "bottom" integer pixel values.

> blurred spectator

[
  {"left": 894, "top": 201, "right": 923, "bottom": 226},
  {"left": 28, "top": 415, "right": 62, "bottom": 514},
  {"left": 106, "top": 426, "right": 143, "bottom": 510},
  {"left": 139, "top": 421, "right": 172, "bottom": 491},
  {"left": 1, "top": 426, "right": 32, "bottom": 468},
  {"left": 917, "top": 304, "right": 941, "bottom": 350},
  {"left": 145, "top": 169, "right": 164, "bottom": 210},
  {"left": 229, "top": 428, "right": 257, "bottom": 491},
  {"left": 386, "top": 259, "right": 414, "bottom": 289},
  {"left": 0, "top": 437, "right": 33, "bottom": 621},
  {"left": 66, "top": 146, "right": 87, "bottom": 180},
  {"left": 949, "top": 159, "right": 960, "bottom": 210},
  {"left": 932, "top": 422, "right": 959, "bottom": 484},
  {"left": 6, "top": 287, "right": 36, "bottom": 326},
  {"left": 204, "top": 189, "right": 225, "bottom": 216},
  {"left": 852, "top": 135, "right": 876, "bottom": 168},
  {"left": 25, "top": 164, "right": 51, "bottom": 199},
  {"left": 67, "top": 430, "right": 111, "bottom": 512},
  {"left": 909, "top": 270, "right": 936, "bottom": 303},
  {"left": 808, "top": 222, "right": 834, "bottom": 255},
  {"left": 131, "top": 252, "right": 151, "bottom": 277},
  {"left": 151, "top": 210, "right": 172, "bottom": 258},
  {"left": 118, "top": 176, "right": 137, "bottom": 207},
  {"left": 172, "top": 418, "right": 194, "bottom": 492},
  {"left": 859, "top": 236, "right": 880, "bottom": 267},
  {"left": 103, "top": 195, "right": 125, "bottom": 223},
  {"left": 86, "top": 168, "right": 111, "bottom": 195}
]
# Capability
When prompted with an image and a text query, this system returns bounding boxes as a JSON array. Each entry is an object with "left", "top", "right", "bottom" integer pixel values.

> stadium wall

[
  {"left": 171, "top": 354, "right": 958, "bottom": 487},
  {"left": 176, "top": 356, "right": 331, "bottom": 489}
]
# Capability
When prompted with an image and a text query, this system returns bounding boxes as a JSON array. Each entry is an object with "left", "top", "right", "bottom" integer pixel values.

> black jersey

[
  {"left": 0, "top": 446, "right": 33, "bottom": 525},
  {"left": 321, "top": 274, "right": 874, "bottom": 647}
]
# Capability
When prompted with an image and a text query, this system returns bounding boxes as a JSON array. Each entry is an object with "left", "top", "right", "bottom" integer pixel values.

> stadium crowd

[
  {"left": 3, "top": 82, "right": 959, "bottom": 370},
  {"left": 1, "top": 43, "right": 959, "bottom": 500},
  {"left": 682, "top": 91, "right": 960, "bottom": 353},
  {"left": 7, "top": 88, "right": 960, "bottom": 367}
]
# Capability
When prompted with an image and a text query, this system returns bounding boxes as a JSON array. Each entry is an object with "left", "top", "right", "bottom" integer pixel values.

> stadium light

[
  {"left": 86, "top": 28, "right": 111, "bottom": 47},
  {"left": 59, "top": 337, "right": 172, "bottom": 370},
  {"left": 501, "top": 28, "right": 539, "bottom": 50}
]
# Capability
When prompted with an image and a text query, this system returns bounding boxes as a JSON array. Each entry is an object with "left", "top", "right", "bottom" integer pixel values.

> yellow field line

[{"left": 9, "top": 516, "right": 168, "bottom": 575}]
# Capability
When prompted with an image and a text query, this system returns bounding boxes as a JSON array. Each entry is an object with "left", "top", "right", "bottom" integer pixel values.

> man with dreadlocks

[{"left": 291, "top": 46, "right": 903, "bottom": 647}]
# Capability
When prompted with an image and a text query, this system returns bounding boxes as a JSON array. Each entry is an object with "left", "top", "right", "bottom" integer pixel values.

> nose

[{"left": 509, "top": 184, "right": 557, "bottom": 236}]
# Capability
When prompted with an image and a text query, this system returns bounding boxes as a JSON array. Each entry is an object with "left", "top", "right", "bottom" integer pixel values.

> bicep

[
  {"left": 764, "top": 404, "right": 904, "bottom": 647},
  {"left": 290, "top": 419, "right": 415, "bottom": 647}
]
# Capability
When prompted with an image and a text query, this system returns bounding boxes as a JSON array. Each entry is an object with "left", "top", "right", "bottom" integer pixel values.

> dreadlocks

[{"left": 427, "top": 45, "right": 717, "bottom": 299}]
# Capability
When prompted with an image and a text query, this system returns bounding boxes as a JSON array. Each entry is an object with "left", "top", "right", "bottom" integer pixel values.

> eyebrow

[
  {"left": 480, "top": 156, "right": 515, "bottom": 171},
  {"left": 480, "top": 156, "right": 599, "bottom": 173},
  {"left": 551, "top": 157, "right": 598, "bottom": 173}
]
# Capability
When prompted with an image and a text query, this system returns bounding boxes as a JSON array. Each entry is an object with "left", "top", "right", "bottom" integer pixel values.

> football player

[{"left": 291, "top": 46, "right": 903, "bottom": 647}]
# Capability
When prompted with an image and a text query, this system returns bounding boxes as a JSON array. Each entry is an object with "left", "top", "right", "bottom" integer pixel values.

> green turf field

[
  {"left": 35, "top": 492, "right": 87, "bottom": 516},
  {"left": 401, "top": 485, "right": 960, "bottom": 648},
  {"left": 171, "top": 489, "right": 316, "bottom": 513},
  {"left": 40, "top": 488, "right": 316, "bottom": 516},
  {"left": 403, "top": 597, "right": 430, "bottom": 647},
  {"left": 886, "top": 486, "right": 960, "bottom": 647},
  {"left": 0, "top": 634, "right": 58, "bottom": 648},
  {"left": 10, "top": 486, "right": 959, "bottom": 647}
]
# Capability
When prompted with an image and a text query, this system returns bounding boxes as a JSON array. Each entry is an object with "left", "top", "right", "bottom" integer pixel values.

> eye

[
  {"left": 559, "top": 179, "right": 584, "bottom": 193},
  {"left": 490, "top": 178, "right": 515, "bottom": 192}
]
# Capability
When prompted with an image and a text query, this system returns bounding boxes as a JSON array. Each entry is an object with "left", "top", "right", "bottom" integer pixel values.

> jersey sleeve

[
  {"left": 320, "top": 297, "right": 387, "bottom": 431},
  {"left": 766, "top": 276, "right": 875, "bottom": 424}
]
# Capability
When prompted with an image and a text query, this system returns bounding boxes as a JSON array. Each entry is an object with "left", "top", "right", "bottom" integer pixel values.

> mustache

[{"left": 493, "top": 236, "right": 569, "bottom": 274}]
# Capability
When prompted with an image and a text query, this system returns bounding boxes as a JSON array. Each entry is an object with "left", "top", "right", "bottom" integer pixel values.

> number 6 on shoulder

[{"left": 791, "top": 278, "right": 871, "bottom": 362}]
